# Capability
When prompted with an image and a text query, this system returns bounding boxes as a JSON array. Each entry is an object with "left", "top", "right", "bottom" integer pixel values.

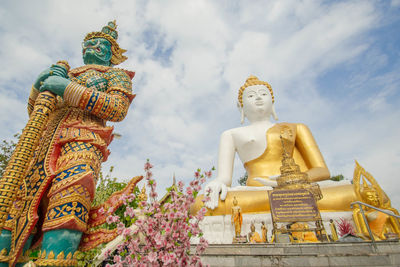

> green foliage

[
  {"left": 77, "top": 246, "right": 104, "bottom": 267},
  {"left": 330, "top": 174, "right": 345, "bottom": 181},
  {"left": 237, "top": 172, "right": 248, "bottom": 186},
  {"left": 0, "top": 134, "right": 19, "bottom": 177},
  {"left": 93, "top": 166, "right": 123, "bottom": 206}
]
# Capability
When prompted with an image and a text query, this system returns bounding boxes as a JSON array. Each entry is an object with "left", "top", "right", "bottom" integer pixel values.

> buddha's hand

[
  {"left": 39, "top": 76, "right": 70, "bottom": 97},
  {"left": 204, "top": 180, "right": 228, "bottom": 210},
  {"left": 34, "top": 65, "right": 69, "bottom": 89},
  {"left": 254, "top": 175, "right": 279, "bottom": 187}
]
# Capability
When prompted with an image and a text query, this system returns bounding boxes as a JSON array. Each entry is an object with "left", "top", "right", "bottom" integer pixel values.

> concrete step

[{"left": 196, "top": 241, "right": 400, "bottom": 267}]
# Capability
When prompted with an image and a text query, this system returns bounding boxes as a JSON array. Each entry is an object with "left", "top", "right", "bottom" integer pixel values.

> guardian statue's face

[
  {"left": 82, "top": 38, "right": 112, "bottom": 66},
  {"left": 242, "top": 85, "right": 273, "bottom": 115}
]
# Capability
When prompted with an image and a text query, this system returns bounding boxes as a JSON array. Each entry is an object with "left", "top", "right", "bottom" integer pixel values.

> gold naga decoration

[
  {"left": 0, "top": 61, "right": 70, "bottom": 231},
  {"left": 352, "top": 160, "right": 400, "bottom": 240}
]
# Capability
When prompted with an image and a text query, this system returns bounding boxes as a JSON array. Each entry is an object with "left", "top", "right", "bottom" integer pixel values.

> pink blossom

[
  {"left": 127, "top": 193, "right": 136, "bottom": 203},
  {"left": 123, "top": 228, "right": 131, "bottom": 236},
  {"left": 105, "top": 160, "right": 208, "bottom": 266},
  {"left": 106, "top": 215, "right": 113, "bottom": 225},
  {"left": 98, "top": 207, "right": 105, "bottom": 215},
  {"left": 204, "top": 171, "right": 212, "bottom": 178},
  {"left": 117, "top": 222, "right": 125, "bottom": 234},
  {"left": 124, "top": 206, "right": 135, "bottom": 218},
  {"left": 113, "top": 255, "right": 122, "bottom": 263},
  {"left": 186, "top": 187, "right": 193, "bottom": 195},
  {"left": 147, "top": 251, "right": 157, "bottom": 263},
  {"left": 177, "top": 181, "right": 184, "bottom": 190},
  {"left": 146, "top": 171, "right": 153, "bottom": 180},
  {"left": 144, "top": 160, "right": 153, "bottom": 171},
  {"left": 150, "top": 191, "right": 158, "bottom": 199}
]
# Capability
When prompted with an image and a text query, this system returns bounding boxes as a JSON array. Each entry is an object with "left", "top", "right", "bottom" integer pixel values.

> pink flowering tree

[{"left": 104, "top": 160, "right": 212, "bottom": 266}]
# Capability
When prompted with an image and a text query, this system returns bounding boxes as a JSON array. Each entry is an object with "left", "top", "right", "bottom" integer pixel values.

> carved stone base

[
  {"left": 384, "top": 232, "right": 399, "bottom": 241},
  {"left": 232, "top": 236, "right": 247, "bottom": 243}
]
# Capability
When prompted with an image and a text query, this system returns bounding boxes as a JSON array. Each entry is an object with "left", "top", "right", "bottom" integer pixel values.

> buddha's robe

[{"left": 367, "top": 211, "right": 390, "bottom": 239}]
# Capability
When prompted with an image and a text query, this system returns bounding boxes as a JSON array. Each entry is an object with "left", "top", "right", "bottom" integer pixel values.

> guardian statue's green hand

[
  {"left": 39, "top": 75, "right": 70, "bottom": 97},
  {"left": 33, "top": 64, "right": 69, "bottom": 89}
]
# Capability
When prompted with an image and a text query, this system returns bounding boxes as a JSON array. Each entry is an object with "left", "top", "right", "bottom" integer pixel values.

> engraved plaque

[{"left": 269, "top": 189, "right": 320, "bottom": 222}]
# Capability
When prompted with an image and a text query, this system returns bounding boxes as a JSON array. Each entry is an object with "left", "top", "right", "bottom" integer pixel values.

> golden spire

[{"left": 275, "top": 129, "right": 323, "bottom": 201}]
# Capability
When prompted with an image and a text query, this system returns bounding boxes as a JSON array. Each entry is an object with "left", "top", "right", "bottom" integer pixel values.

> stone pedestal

[
  {"left": 194, "top": 211, "right": 353, "bottom": 244},
  {"left": 194, "top": 241, "right": 400, "bottom": 267},
  {"left": 233, "top": 236, "right": 247, "bottom": 244}
]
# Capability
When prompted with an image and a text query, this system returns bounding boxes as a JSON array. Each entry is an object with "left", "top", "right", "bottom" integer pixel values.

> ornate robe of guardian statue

[{"left": 0, "top": 21, "right": 135, "bottom": 266}]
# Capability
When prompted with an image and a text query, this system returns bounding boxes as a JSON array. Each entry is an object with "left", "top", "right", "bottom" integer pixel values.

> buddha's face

[
  {"left": 82, "top": 38, "right": 112, "bottom": 66},
  {"left": 364, "top": 190, "right": 380, "bottom": 207},
  {"left": 242, "top": 85, "right": 273, "bottom": 120}
]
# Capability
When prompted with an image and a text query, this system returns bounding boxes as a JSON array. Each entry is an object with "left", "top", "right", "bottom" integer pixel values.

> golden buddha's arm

[{"left": 295, "top": 123, "right": 330, "bottom": 182}]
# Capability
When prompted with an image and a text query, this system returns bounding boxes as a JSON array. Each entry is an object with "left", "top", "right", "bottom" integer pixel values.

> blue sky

[{"left": 0, "top": 0, "right": 399, "bottom": 209}]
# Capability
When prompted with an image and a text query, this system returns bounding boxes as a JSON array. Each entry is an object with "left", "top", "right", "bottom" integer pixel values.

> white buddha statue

[{"left": 191, "top": 75, "right": 358, "bottom": 216}]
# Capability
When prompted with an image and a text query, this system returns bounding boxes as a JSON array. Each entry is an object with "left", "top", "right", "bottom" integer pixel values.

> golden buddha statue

[
  {"left": 352, "top": 161, "right": 400, "bottom": 240},
  {"left": 290, "top": 222, "right": 319, "bottom": 243},
  {"left": 329, "top": 219, "right": 339, "bottom": 241},
  {"left": 231, "top": 197, "right": 243, "bottom": 238},
  {"left": 138, "top": 184, "right": 148, "bottom": 208},
  {"left": 191, "top": 75, "right": 359, "bottom": 216},
  {"left": 261, "top": 221, "right": 268, "bottom": 242},
  {"left": 248, "top": 222, "right": 263, "bottom": 243}
]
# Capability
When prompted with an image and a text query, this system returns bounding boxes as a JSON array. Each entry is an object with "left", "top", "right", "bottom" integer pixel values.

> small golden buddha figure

[
  {"left": 231, "top": 197, "right": 243, "bottom": 238},
  {"left": 138, "top": 185, "right": 148, "bottom": 208},
  {"left": 290, "top": 222, "right": 319, "bottom": 243},
  {"left": 191, "top": 75, "right": 359, "bottom": 216},
  {"left": 248, "top": 222, "right": 263, "bottom": 243},
  {"left": 352, "top": 162, "right": 400, "bottom": 240},
  {"left": 261, "top": 221, "right": 268, "bottom": 243},
  {"left": 329, "top": 219, "right": 339, "bottom": 241}
]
